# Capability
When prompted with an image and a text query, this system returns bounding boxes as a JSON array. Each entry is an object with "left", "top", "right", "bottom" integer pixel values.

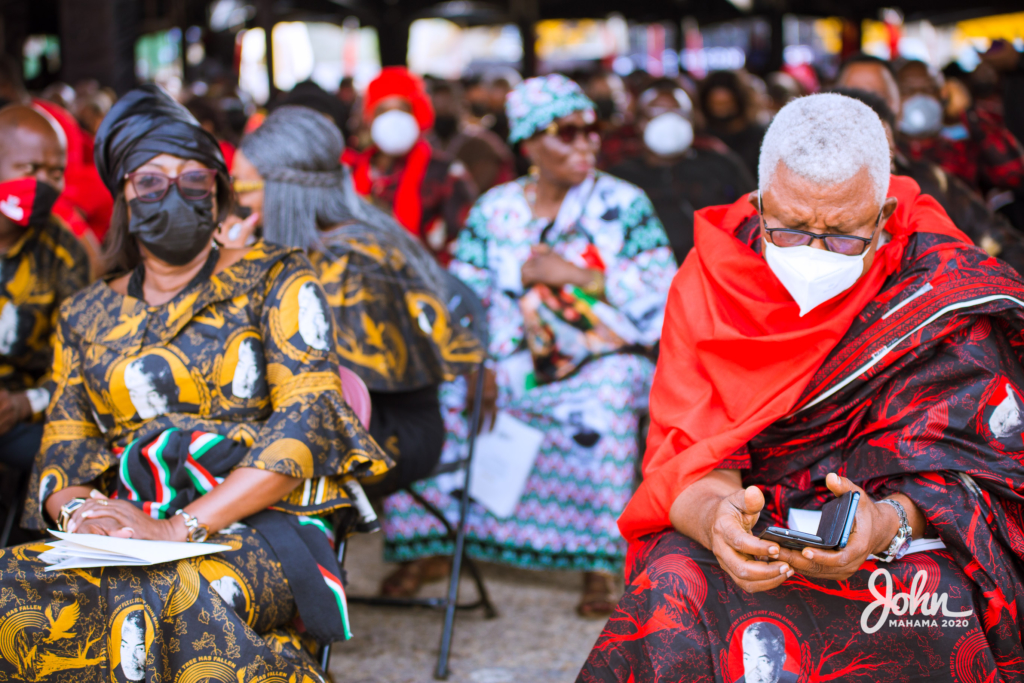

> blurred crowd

[
  {"left": 5, "top": 42, "right": 1024, "bottom": 276},
  {"left": 0, "top": 39, "right": 1024, "bottom": 618}
]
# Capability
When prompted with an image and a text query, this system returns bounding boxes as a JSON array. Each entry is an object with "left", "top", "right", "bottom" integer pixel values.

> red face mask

[{"left": 0, "top": 177, "right": 59, "bottom": 227}]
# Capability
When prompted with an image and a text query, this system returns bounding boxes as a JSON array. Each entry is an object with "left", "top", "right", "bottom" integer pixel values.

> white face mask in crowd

[
  {"left": 643, "top": 112, "right": 694, "bottom": 157},
  {"left": 898, "top": 94, "right": 944, "bottom": 137},
  {"left": 371, "top": 109, "right": 421, "bottom": 155}
]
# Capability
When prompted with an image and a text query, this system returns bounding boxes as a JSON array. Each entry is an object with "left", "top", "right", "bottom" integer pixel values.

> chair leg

[
  {"left": 320, "top": 644, "right": 332, "bottom": 675},
  {"left": 0, "top": 472, "right": 25, "bottom": 548},
  {"left": 433, "top": 366, "right": 487, "bottom": 680},
  {"left": 0, "top": 501, "right": 16, "bottom": 548},
  {"left": 461, "top": 554, "right": 497, "bottom": 619}
]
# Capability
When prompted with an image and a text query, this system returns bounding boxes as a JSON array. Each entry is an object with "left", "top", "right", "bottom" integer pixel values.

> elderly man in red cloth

[
  {"left": 578, "top": 93, "right": 1024, "bottom": 682},
  {"left": 343, "top": 67, "right": 475, "bottom": 263}
]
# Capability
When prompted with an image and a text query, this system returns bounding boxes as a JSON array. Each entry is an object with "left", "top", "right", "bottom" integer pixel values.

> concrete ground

[{"left": 329, "top": 532, "right": 611, "bottom": 683}]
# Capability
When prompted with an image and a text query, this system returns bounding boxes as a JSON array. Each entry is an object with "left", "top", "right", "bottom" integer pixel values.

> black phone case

[
  {"left": 758, "top": 491, "right": 860, "bottom": 551},
  {"left": 816, "top": 491, "right": 859, "bottom": 547}
]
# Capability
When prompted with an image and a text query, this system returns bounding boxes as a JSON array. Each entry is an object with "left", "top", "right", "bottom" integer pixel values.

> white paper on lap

[{"left": 40, "top": 530, "right": 230, "bottom": 571}]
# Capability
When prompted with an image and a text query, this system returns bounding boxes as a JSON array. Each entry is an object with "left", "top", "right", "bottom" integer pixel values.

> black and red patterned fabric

[
  {"left": 900, "top": 108, "right": 1024, "bottom": 194},
  {"left": 580, "top": 216, "right": 1024, "bottom": 682}
]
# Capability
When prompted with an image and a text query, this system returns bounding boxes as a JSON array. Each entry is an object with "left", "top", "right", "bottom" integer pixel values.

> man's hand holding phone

[
  {"left": 707, "top": 485, "right": 795, "bottom": 593},
  {"left": 775, "top": 473, "right": 894, "bottom": 581}
]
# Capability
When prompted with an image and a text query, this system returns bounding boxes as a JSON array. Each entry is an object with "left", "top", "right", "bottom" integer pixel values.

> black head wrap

[{"left": 94, "top": 84, "right": 227, "bottom": 195}]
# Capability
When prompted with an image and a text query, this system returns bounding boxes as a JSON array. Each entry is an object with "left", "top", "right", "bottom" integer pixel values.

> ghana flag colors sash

[
  {"left": 116, "top": 428, "right": 352, "bottom": 644},
  {"left": 618, "top": 176, "right": 970, "bottom": 542}
]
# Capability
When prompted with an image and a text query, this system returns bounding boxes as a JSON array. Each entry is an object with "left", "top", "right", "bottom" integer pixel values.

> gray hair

[
  {"left": 239, "top": 105, "right": 447, "bottom": 295},
  {"left": 758, "top": 93, "right": 891, "bottom": 206}
]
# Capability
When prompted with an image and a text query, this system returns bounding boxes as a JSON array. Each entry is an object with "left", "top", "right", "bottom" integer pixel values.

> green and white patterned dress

[{"left": 382, "top": 171, "right": 676, "bottom": 573}]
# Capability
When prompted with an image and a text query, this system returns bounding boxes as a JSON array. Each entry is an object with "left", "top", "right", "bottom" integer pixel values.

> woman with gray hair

[{"left": 227, "top": 105, "right": 483, "bottom": 502}]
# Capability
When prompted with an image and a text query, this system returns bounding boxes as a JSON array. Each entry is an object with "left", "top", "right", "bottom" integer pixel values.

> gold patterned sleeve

[
  {"left": 26, "top": 314, "right": 114, "bottom": 528},
  {"left": 238, "top": 252, "right": 393, "bottom": 489}
]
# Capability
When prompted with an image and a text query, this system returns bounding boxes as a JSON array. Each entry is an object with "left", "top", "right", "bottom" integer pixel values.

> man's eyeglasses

[
  {"left": 125, "top": 170, "right": 218, "bottom": 203},
  {"left": 542, "top": 121, "right": 601, "bottom": 145},
  {"left": 759, "top": 195, "right": 882, "bottom": 256}
]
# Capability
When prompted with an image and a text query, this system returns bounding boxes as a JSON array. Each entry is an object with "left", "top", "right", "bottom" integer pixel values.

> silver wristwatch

[{"left": 876, "top": 498, "right": 911, "bottom": 563}]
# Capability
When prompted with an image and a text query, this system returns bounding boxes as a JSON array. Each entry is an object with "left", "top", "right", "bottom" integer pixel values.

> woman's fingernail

[
  {"left": 124, "top": 528, "right": 135, "bottom": 538},
  {"left": 787, "top": 570, "right": 795, "bottom": 578},
  {"left": 768, "top": 546, "right": 779, "bottom": 555},
  {"left": 803, "top": 549, "right": 813, "bottom": 559},
  {"left": 779, "top": 564, "right": 789, "bottom": 574},
  {"left": 81, "top": 511, "right": 92, "bottom": 519},
  {"left": 90, "top": 489, "right": 105, "bottom": 498}
]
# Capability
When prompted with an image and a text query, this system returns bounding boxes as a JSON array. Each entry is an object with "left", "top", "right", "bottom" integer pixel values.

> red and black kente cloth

[
  {"left": 581, "top": 191, "right": 1024, "bottom": 682},
  {"left": 901, "top": 108, "right": 1024, "bottom": 194}
]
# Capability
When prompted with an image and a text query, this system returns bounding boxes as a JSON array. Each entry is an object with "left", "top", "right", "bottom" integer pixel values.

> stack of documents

[{"left": 39, "top": 530, "right": 230, "bottom": 571}]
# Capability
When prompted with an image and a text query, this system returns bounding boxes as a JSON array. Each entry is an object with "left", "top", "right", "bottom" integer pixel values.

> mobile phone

[
  {"left": 232, "top": 205, "right": 252, "bottom": 219},
  {"left": 758, "top": 491, "right": 860, "bottom": 551}
]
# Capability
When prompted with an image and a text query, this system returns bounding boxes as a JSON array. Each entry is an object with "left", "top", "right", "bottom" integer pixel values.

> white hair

[{"left": 758, "top": 93, "right": 891, "bottom": 206}]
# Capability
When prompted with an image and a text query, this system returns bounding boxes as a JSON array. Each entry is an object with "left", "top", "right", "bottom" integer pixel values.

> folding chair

[
  {"left": 0, "top": 465, "right": 26, "bottom": 547},
  {"left": 330, "top": 271, "right": 497, "bottom": 680}
]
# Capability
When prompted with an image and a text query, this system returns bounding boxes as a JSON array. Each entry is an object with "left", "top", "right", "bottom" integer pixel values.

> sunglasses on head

[
  {"left": 542, "top": 120, "right": 601, "bottom": 144},
  {"left": 125, "top": 169, "right": 218, "bottom": 203}
]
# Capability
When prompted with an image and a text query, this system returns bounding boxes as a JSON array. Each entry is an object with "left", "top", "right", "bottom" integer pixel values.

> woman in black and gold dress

[
  {"left": 0, "top": 85, "right": 391, "bottom": 682},
  {"left": 226, "top": 106, "right": 482, "bottom": 497},
  {"left": 223, "top": 106, "right": 483, "bottom": 597}
]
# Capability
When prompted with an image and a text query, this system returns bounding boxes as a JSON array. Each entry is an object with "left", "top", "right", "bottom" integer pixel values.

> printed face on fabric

[
  {"left": 108, "top": 602, "right": 156, "bottom": 683},
  {"left": 308, "top": 226, "right": 483, "bottom": 392},
  {"left": 297, "top": 280, "right": 331, "bottom": 351}
]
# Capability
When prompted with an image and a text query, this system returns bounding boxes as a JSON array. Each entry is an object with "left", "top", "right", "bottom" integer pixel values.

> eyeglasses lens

[
  {"left": 179, "top": 171, "right": 216, "bottom": 199},
  {"left": 554, "top": 123, "right": 600, "bottom": 144},
  {"left": 771, "top": 230, "right": 811, "bottom": 248},
  {"left": 133, "top": 174, "right": 169, "bottom": 201},
  {"left": 824, "top": 237, "right": 867, "bottom": 255}
]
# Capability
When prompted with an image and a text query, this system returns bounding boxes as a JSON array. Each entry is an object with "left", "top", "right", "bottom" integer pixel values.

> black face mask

[
  {"left": 433, "top": 114, "right": 459, "bottom": 140},
  {"left": 593, "top": 97, "right": 616, "bottom": 122},
  {"left": 128, "top": 187, "right": 217, "bottom": 266}
]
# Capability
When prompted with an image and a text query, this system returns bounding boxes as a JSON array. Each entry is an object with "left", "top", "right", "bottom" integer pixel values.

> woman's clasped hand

[{"left": 66, "top": 489, "right": 186, "bottom": 541}]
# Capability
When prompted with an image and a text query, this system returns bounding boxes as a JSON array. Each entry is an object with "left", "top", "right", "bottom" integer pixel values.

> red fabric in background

[
  {"left": 344, "top": 140, "right": 432, "bottom": 237},
  {"left": 618, "top": 175, "right": 970, "bottom": 542},
  {"left": 33, "top": 99, "right": 113, "bottom": 241}
]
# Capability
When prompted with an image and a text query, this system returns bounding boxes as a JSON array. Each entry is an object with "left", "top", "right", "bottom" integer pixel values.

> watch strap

[
  {"left": 175, "top": 509, "right": 210, "bottom": 543},
  {"left": 57, "top": 497, "right": 86, "bottom": 532},
  {"left": 877, "top": 498, "right": 911, "bottom": 562}
]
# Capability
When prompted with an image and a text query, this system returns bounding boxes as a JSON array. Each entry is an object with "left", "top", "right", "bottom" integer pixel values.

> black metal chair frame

[
  {"left": 0, "top": 466, "right": 26, "bottom": 547},
  {"left": 319, "top": 272, "right": 497, "bottom": 680}
]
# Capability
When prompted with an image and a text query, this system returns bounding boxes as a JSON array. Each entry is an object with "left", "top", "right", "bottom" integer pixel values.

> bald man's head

[
  {"left": 836, "top": 61, "right": 901, "bottom": 117},
  {"left": 0, "top": 105, "right": 66, "bottom": 192}
]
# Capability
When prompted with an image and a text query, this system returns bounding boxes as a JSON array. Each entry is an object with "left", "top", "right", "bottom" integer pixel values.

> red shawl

[
  {"left": 618, "top": 175, "right": 970, "bottom": 542},
  {"left": 344, "top": 139, "right": 432, "bottom": 237}
]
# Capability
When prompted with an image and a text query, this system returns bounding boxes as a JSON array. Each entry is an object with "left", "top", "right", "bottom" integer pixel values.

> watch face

[{"left": 192, "top": 527, "right": 210, "bottom": 543}]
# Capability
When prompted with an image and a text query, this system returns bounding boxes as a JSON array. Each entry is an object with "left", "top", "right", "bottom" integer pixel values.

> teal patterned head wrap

[{"left": 505, "top": 74, "right": 595, "bottom": 144}]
